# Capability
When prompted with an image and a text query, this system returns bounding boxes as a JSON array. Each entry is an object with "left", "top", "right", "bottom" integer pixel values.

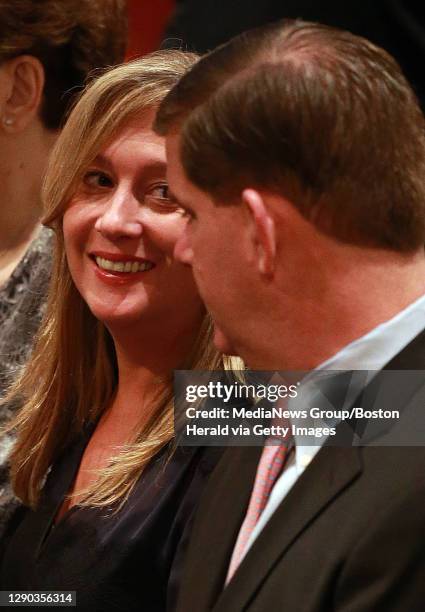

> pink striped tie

[{"left": 226, "top": 438, "right": 292, "bottom": 583}]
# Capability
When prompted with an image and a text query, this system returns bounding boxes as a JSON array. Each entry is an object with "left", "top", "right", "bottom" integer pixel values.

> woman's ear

[
  {"left": 1, "top": 55, "right": 45, "bottom": 133},
  {"left": 242, "top": 188, "right": 276, "bottom": 277}
]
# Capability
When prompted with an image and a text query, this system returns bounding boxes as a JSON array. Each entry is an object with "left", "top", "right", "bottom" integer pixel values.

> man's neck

[{"left": 246, "top": 251, "right": 425, "bottom": 371}]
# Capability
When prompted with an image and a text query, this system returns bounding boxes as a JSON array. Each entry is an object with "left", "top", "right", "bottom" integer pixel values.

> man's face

[{"left": 166, "top": 134, "right": 255, "bottom": 356}]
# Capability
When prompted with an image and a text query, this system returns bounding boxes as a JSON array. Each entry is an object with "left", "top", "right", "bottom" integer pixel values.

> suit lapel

[
  {"left": 215, "top": 446, "right": 361, "bottom": 611},
  {"left": 181, "top": 445, "right": 262, "bottom": 610}
]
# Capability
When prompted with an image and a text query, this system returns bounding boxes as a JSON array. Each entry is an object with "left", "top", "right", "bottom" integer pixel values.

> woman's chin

[{"left": 89, "top": 304, "right": 147, "bottom": 329}]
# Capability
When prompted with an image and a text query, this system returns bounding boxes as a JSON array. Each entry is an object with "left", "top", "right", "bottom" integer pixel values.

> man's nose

[
  {"left": 94, "top": 189, "right": 142, "bottom": 239},
  {"left": 174, "top": 226, "right": 193, "bottom": 265}
]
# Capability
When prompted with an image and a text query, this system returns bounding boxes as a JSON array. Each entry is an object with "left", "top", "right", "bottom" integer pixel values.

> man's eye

[{"left": 83, "top": 171, "right": 113, "bottom": 188}]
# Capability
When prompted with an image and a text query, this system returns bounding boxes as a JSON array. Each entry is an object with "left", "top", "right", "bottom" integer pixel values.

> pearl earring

[{"left": 2, "top": 117, "right": 13, "bottom": 126}]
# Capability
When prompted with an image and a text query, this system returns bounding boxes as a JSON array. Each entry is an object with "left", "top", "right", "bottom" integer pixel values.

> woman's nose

[{"left": 94, "top": 189, "right": 143, "bottom": 239}]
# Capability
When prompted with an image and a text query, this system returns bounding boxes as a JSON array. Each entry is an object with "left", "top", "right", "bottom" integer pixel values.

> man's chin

[{"left": 213, "top": 324, "right": 239, "bottom": 356}]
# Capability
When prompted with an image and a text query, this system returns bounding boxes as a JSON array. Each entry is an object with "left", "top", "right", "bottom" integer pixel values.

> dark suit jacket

[{"left": 176, "top": 330, "right": 425, "bottom": 611}]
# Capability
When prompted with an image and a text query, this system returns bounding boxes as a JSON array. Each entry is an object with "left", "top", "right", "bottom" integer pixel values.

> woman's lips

[{"left": 89, "top": 252, "right": 156, "bottom": 282}]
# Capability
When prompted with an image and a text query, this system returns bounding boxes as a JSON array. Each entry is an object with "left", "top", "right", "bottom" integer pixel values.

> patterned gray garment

[{"left": 0, "top": 226, "right": 53, "bottom": 537}]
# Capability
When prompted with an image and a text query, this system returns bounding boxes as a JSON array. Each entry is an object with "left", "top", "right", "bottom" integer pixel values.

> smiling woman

[
  {"left": 0, "top": 52, "right": 241, "bottom": 610},
  {"left": 63, "top": 113, "right": 201, "bottom": 330}
]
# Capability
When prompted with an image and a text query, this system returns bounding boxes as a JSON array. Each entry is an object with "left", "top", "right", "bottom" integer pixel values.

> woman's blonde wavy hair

[{"left": 6, "top": 51, "right": 242, "bottom": 509}]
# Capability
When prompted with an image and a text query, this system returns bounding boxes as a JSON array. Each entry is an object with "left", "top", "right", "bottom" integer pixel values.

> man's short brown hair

[
  {"left": 155, "top": 20, "right": 425, "bottom": 252},
  {"left": 0, "top": 0, "right": 128, "bottom": 130}
]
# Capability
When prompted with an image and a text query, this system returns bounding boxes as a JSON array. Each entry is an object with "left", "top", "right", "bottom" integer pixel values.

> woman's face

[{"left": 63, "top": 111, "right": 203, "bottom": 333}]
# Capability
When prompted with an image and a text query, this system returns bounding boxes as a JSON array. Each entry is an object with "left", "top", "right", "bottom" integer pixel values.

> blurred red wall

[{"left": 126, "top": 0, "right": 175, "bottom": 58}]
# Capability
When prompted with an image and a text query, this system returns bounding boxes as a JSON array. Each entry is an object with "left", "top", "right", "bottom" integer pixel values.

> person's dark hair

[
  {"left": 155, "top": 20, "right": 425, "bottom": 252},
  {"left": 0, "top": 0, "right": 128, "bottom": 130}
]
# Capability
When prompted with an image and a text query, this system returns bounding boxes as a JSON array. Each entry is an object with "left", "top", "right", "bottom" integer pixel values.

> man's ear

[
  {"left": 242, "top": 188, "right": 276, "bottom": 277},
  {"left": 1, "top": 55, "right": 45, "bottom": 133}
]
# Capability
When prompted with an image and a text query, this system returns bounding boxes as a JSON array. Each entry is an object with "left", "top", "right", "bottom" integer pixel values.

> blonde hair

[{"left": 7, "top": 51, "right": 242, "bottom": 509}]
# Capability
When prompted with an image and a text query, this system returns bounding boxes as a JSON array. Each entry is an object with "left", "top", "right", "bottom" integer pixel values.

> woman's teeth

[{"left": 95, "top": 257, "right": 154, "bottom": 273}]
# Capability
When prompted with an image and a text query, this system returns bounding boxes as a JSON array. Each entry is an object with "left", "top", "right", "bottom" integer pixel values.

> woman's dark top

[{"left": 0, "top": 427, "right": 222, "bottom": 611}]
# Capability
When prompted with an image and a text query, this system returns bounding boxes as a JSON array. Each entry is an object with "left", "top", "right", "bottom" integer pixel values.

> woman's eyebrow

[
  {"left": 90, "top": 153, "right": 113, "bottom": 169},
  {"left": 89, "top": 155, "right": 167, "bottom": 177}
]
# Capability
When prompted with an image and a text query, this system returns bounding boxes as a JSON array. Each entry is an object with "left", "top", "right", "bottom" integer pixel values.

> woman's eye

[
  {"left": 148, "top": 183, "right": 170, "bottom": 200},
  {"left": 83, "top": 171, "right": 113, "bottom": 188},
  {"left": 145, "top": 183, "right": 183, "bottom": 213}
]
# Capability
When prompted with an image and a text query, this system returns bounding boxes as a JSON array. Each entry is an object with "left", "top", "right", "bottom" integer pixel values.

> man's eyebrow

[
  {"left": 168, "top": 188, "right": 182, "bottom": 203},
  {"left": 169, "top": 189, "right": 192, "bottom": 211}
]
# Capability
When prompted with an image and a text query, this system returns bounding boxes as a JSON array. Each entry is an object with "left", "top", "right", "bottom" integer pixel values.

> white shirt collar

[{"left": 293, "top": 292, "right": 425, "bottom": 468}]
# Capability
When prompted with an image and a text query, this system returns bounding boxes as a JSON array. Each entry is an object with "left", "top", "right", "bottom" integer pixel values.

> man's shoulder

[{"left": 359, "top": 444, "right": 425, "bottom": 490}]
